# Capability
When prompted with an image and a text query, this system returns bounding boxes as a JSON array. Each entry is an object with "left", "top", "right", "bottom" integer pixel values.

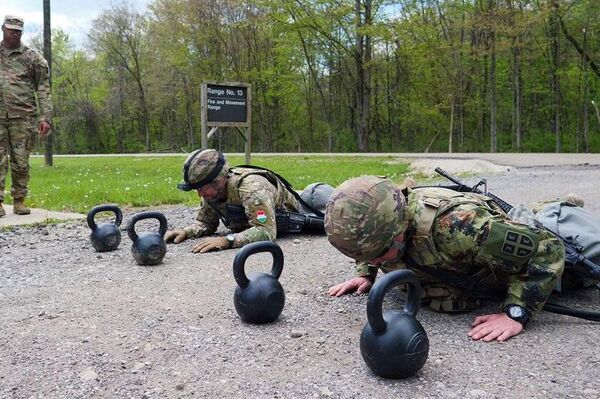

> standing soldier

[
  {"left": 0, "top": 15, "right": 52, "bottom": 217},
  {"left": 325, "top": 176, "right": 565, "bottom": 342}
]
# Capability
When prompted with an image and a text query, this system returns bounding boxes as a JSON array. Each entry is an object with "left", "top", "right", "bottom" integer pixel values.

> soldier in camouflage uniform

[
  {"left": 164, "top": 149, "right": 300, "bottom": 252},
  {"left": 325, "top": 176, "right": 565, "bottom": 342},
  {"left": 0, "top": 16, "right": 52, "bottom": 217}
]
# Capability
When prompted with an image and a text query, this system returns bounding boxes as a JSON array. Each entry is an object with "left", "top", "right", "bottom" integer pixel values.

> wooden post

[
  {"left": 200, "top": 83, "right": 208, "bottom": 149},
  {"left": 246, "top": 86, "right": 252, "bottom": 164}
]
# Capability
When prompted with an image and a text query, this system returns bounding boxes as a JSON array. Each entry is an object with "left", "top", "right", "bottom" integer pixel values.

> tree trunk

[
  {"left": 354, "top": 0, "right": 371, "bottom": 152},
  {"left": 581, "top": 22, "right": 590, "bottom": 153},
  {"left": 592, "top": 101, "right": 600, "bottom": 130},
  {"left": 449, "top": 96, "right": 454, "bottom": 153},
  {"left": 550, "top": 0, "right": 561, "bottom": 152},
  {"left": 43, "top": 0, "right": 53, "bottom": 165},
  {"left": 509, "top": 0, "right": 523, "bottom": 151},
  {"left": 117, "top": 72, "right": 126, "bottom": 153},
  {"left": 489, "top": 0, "right": 497, "bottom": 153},
  {"left": 458, "top": 3, "right": 466, "bottom": 150},
  {"left": 182, "top": 75, "right": 195, "bottom": 149}
]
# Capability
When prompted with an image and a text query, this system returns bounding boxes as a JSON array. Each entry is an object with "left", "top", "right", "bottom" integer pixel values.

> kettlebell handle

[
  {"left": 367, "top": 269, "right": 422, "bottom": 335},
  {"left": 126, "top": 211, "right": 168, "bottom": 242},
  {"left": 233, "top": 241, "right": 284, "bottom": 288},
  {"left": 87, "top": 204, "right": 123, "bottom": 231}
]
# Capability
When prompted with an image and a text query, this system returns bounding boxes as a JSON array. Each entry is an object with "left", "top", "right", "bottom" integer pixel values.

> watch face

[
  {"left": 509, "top": 306, "right": 524, "bottom": 318},
  {"left": 227, "top": 234, "right": 235, "bottom": 242}
]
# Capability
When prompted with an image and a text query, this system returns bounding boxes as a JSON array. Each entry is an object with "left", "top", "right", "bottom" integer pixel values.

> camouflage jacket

[
  {"left": 183, "top": 167, "right": 299, "bottom": 247},
  {"left": 357, "top": 187, "right": 565, "bottom": 313},
  {"left": 0, "top": 42, "right": 52, "bottom": 122}
]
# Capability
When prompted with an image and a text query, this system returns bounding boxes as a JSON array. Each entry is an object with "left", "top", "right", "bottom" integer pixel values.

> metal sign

[
  {"left": 200, "top": 82, "right": 252, "bottom": 163},
  {"left": 203, "top": 83, "right": 250, "bottom": 126}
]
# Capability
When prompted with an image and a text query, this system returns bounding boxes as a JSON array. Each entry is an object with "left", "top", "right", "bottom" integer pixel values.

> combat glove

[
  {"left": 164, "top": 229, "right": 188, "bottom": 243},
  {"left": 191, "top": 236, "right": 229, "bottom": 253}
]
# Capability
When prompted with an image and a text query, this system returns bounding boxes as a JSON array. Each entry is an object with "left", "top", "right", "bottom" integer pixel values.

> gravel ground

[{"left": 1, "top": 161, "right": 599, "bottom": 399}]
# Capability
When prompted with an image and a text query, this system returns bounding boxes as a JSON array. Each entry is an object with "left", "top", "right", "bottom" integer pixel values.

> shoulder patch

[
  {"left": 256, "top": 210, "right": 267, "bottom": 223},
  {"left": 501, "top": 230, "right": 535, "bottom": 257},
  {"left": 480, "top": 220, "right": 540, "bottom": 265}
]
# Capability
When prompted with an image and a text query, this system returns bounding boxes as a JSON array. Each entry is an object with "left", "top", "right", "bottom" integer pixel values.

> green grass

[{"left": 3, "top": 155, "right": 410, "bottom": 213}]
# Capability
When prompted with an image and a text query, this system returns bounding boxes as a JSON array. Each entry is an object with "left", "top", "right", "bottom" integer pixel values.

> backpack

[{"left": 534, "top": 202, "right": 600, "bottom": 268}]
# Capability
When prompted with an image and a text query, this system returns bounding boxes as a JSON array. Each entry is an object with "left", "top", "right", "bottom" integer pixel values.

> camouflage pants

[{"left": 0, "top": 117, "right": 36, "bottom": 202}]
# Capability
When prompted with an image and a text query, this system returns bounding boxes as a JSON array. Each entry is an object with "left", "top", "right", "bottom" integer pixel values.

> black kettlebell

[
  {"left": 360, "top": 269, "right": 429, "bottom": 379},
  {"left": 233, "top": 241, "right": 285, "bottom": 324},
  {"left": 87, "top": 204, "right": 123, "bottom": 252},
  {"left": 126, "top": 211, "right": 168, "bottom": 266}
]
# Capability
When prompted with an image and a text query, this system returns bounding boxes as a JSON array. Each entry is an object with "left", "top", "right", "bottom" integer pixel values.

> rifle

[
  {"left": 434, "top": 167, "right": 600, "bottom": 280},
  {"left": 275, "top": 211, "right": 325, "bottom": 234},
  {"left": 433, "top": 167, "right": 600, "bottom": 322}
]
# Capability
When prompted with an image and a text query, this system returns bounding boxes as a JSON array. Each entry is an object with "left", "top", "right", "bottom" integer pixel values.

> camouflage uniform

[
  {"left": 0, "top": 19, "right": 52, "bottom": 203},
  {"left": 180, "top": 156, "right": 299, "bottom": 247},
  {"left": 326, "top": 177, "right": 565, "bottom": 315}
]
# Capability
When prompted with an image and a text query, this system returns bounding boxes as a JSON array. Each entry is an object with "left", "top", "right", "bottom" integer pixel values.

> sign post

[{"left": 201, "top": 82, "right": 252, "bottom": 164}]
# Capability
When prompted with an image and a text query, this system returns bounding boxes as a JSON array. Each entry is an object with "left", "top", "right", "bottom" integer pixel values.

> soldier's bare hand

[
  {"left": 164, "top": 229, "right": 188, "bottom": 244},
  {"left": 191, "top": 236, "right": 228, "bottom": 253},
  {"left": 328, "top": 277, "right": 373, "bottom": 297},
  {"left": 468, "top": 313, "right": 523, "bottom": 342},
  {"left": 38, "top": 121, "right": 51, "bottom": 137}
]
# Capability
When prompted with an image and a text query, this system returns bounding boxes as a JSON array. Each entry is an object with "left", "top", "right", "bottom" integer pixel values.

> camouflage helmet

[
  {"left": 324, "top": 176, "right": 407, "bottom": 261},
  {"left": 177, "top": 149, "right": 230, "bottom": 191}
]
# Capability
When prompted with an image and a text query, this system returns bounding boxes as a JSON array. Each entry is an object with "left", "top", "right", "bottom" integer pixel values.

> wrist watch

[
  {"left": 504, "top": 304, "right": 530, "bottom": 327},
  {"left": 226, "top": 234, "right": 236, "bottom": 248}
]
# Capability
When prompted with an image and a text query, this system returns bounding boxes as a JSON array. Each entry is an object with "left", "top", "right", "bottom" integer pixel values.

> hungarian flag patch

[{"left": 256, "top": 210, "right": 267, "bottom": 223}]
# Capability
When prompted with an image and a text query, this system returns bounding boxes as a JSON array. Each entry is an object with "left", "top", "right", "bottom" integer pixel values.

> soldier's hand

[
  {"left": 191, "top": 236, "right": 228, "bottom": 253},
  {"left": 38, "top": 121, "right": 51, "bottom": 137},
  {"left": 468, "top": 313, "right": 524, "bottom": 342},
  {"left": 164, "top": 229, "right": 188, "bottom": 244},
  {"left": 328, "top": 277, "right": 373, "bottom": 297}
]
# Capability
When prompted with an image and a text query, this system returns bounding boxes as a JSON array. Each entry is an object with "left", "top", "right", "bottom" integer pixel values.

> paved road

[
  {"left": 2, "top": 154, "right": 598, "bottom": 398},
  {"left": 32, "top": 152, "right": 600, "bottom": 166}
]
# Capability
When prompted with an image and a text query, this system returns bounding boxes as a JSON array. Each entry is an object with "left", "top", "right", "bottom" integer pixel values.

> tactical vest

[
  {"left": 405, "top": 187, "right": 503, "bottom": 266},
  {"left": 228, "top": 167, "right": 294, "bottom": 207},
  {"left": 208, "top": 167, "right": 298, "bottom": 227}
]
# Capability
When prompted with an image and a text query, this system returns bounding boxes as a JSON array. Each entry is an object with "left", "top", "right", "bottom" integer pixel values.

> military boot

[
  {"left": 13, "top": 198, "right": 31, "bottom": 215},
  {"left": 0, "top": 202, "right": 5, "bottom": 217}
]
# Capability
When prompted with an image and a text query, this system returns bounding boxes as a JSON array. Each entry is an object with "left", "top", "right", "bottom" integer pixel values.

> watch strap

[{"left": 504, "top": 304, "right": 530, "bottom": 327}]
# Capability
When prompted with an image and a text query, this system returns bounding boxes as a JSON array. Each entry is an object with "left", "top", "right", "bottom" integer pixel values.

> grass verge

[{"left": 3, "top": 155, "right": 410, "bottom": 213}]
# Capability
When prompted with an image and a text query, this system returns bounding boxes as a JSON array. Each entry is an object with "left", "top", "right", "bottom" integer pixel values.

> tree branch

[{"left": 558, "top": 16, "right": 600, "bottom": 80}]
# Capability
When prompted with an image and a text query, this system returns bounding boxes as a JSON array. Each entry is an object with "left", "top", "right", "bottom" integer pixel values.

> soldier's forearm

[
  {"left": 356, "top": 262, "right": 378, "bottom": 279},
  {"left": 36, "top": 82, "right": 53, "bottom": 122},
  {"left": 183, "top": 223, "right": 216, "bottom": 238},
  {"left": 504, "top": 232, "right": 565, "bottom": 312},
  {"left": 233, "top": 226, "right": 275, "bottom": 247}
]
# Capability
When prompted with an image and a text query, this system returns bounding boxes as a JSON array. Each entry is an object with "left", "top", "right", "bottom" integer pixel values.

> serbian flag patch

[{"left": 256, "top": 210, "right": 267, "bottom": 223}]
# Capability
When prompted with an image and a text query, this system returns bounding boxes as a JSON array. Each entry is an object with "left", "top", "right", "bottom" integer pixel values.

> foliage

[{"left": 36, "top": 0, "right": 600, "bottom": 154}]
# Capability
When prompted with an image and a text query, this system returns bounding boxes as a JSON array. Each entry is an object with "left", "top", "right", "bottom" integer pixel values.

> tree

[{"left": 89, "top": 2, "right": 152, "bottom": 151}]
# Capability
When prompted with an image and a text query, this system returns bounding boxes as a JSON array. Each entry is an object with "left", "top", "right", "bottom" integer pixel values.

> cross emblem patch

[{"left": 501, "top": 231, "right": 535, "bottom": 258}]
